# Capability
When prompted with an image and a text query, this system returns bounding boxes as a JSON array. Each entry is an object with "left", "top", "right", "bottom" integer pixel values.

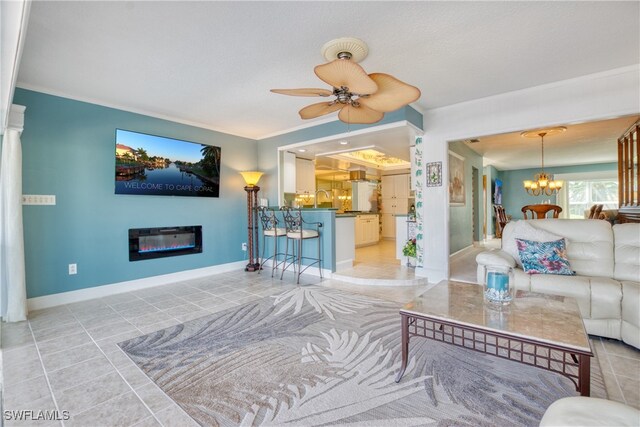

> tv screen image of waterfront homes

[{"left": 115, "top": 129, "right": 221, "bottom": 198}]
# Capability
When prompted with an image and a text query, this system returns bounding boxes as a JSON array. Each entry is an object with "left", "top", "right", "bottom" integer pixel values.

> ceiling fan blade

[
  {"left": 357, "top": 73, "right": 421, "bottom": 112},
  {"left": 338, "top": 104, "right": 384, "bottom": 124},
  {"left": 271, "top": 88, "right": 333, "bottom": 97},
  {"left": 299, "top": 101, "right": 343, "bottom": 120},
  {"left": 314, "top": 60, "right": 378, "bottom": 95}
]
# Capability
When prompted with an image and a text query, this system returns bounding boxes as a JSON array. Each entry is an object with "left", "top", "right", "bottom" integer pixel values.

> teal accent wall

[
  {"left": 258, "top": 106, "right": 423, "bottom": 204},
  {"left": 498, "top": 162, "right": 617, "bottom": 220},
  {"left": 13, "top": 89, "right": 257, "bottom": 298},
  {"left": 448, "top": 141, "right": 484, "bottom": 254},
  {"left": 13, "top": 89, "right": 421, "bottom": 298}
]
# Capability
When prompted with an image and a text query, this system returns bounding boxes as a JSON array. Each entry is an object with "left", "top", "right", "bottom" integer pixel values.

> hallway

[{"left": 449, "top": 239, "right": 501, "bottom": 284}]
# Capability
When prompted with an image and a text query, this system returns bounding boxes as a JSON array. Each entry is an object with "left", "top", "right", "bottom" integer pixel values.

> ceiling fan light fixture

[
  {"left": 271, "top": 37, "right": 421, "bottom": 125},
  {"left": 321, "top": 37, "right": 369, "bottom": 63},
  {"left": 314, "top": 60, "right": 378, "bottom": 95},
  {"left": 357, "top": 73, "right": 421, "bottom": 112},
  {"left": 270, "top": 88, "right": 332, "bottom": 97},
  {"left": 338, "top": 104, "right": 384, "bottom": 124},
  {"left": 298, "top": 101, "right": 342, "bottom": 120}
]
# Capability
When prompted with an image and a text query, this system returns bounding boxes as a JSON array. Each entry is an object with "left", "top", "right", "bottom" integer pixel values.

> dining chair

[
  {"left": 587, "top": 204, "right": 604, "bottom": 219},
  {"left": 493, "top": 205, "right": 510, "bottom": 238},
  {"left": 521, "top": 204, "right": 562, "bottom": 219},
  {"left": 280, "top": 207, "right": 323, "bottom": 284}
]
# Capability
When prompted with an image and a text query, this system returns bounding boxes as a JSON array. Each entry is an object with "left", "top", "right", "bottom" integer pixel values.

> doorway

[{"left": 472, "top": 166, "right": 480, "bottom": 242}]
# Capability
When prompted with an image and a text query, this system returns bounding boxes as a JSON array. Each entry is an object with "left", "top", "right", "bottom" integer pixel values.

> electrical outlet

[
  {"left": 241, "top": 242, "right": 247, "bottom": 251},
  {"left": 68, "top": 263, "right": 77, "bottom": 275}
]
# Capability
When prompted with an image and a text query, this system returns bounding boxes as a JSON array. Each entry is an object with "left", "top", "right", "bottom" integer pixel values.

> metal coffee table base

[{"left": 395, "top": 312, "right": 592, "bottom": 396}]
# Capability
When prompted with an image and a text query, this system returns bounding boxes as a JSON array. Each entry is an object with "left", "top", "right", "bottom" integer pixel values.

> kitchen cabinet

[
  {"left": 283, "top": 154, "right": 315, "bottom": 196},
  {"left": 381, "top": 174, "right": 409, "bottom": 238},
  {"left": 355, "top": 214, "right": 379, "bottom": 247},
  {"left": 381, "top": 198, "right": 409, "bottom": 215},
  {"left": 295, "top": 158, "right": 316, "bottom": 195},
  {"left": 364, "top": 216, "right": 379, "bottom": 244},
  {"left": 381, "top": 174, "right": 409, "bottom": 200},
  {"left": 381, "top": 213, "right": 395, "bottom": 239},
  {"left": 282, "top": 152, "right": 296, "bottom": 194}
]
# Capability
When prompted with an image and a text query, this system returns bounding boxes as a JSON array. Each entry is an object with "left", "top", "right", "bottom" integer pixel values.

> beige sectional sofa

[{"left": 476, "top": 219, "right": 640, "bottom": 349}]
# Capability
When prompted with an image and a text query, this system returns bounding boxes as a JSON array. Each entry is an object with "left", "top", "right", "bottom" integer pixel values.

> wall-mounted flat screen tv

[{"left": 115, "top": 129, "right": 221, "bottom": 198}]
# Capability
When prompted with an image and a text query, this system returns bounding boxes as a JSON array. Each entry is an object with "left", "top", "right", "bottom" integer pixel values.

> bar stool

[
  {"left": 257, "top": 206, "right": 287, "bottom": 277},
  {"left": 280, "top": 207, "right": 323, "bottom": 284}
]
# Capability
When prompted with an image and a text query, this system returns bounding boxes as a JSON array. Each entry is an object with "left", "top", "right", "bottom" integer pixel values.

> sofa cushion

[
  {"left": 516, "top": 238, "right": 574, "bottom": 275},
  {"left": 476, "top": 250, "right": 516, "bottom": 268},
  {"left": 590, "top": 277, "right": 622, "bottom": 320},
  {"left": 512, "top": 267, "right": 531, "bottom": 291},
  {"left": 503, "top": 219, "right": 614, "bottom": 278},
  {"left": 502, "top": 220, "right": 563, "bottom": 268},
  {"left": 540, "top": 397, "right": 640, "bottom": 427},
  {"left": 613, "top": 223, "right": 640, "bottom": 282},
  {"left": 621, "top": 281, "right": 639, "bottom": 349},
  {"left": 530, "top": 274, "right": 591, "bottom": 318},
  {"left": 584, "top": 319, "right": 622, "bottom": 340}
]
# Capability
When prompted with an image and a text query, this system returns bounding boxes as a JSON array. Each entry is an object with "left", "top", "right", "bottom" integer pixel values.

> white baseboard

[
  {"left": 255, "top": 259, "right": 332, "bottom": 279},
  {"left": 27, "top": 260, "right": 247, "bottom": 311},
  {"left": 306, "top": 268, "right": 334, "bottom": 278}
]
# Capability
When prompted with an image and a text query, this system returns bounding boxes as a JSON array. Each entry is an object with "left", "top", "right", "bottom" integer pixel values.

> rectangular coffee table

[{"left": 395, "top": 281, "right": 593, "bottom": 396}]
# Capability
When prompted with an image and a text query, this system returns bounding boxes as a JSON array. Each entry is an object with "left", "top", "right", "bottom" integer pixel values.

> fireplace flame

[{"left": 139, "top": 243, "right": 196, "bottom": 253}]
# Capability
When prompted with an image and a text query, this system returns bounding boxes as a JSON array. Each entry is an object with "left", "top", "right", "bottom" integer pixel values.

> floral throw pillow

[{"left": 515, "top": 238, "right": 575, "bottom": 275}]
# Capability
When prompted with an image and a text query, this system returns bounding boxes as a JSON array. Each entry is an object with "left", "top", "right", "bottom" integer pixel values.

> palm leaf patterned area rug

[{"left": 119, "top": 286, "right": 605, "bottom": 427}]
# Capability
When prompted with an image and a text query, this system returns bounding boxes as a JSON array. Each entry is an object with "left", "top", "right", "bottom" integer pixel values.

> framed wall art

[
  {"left": 426, "top": 161, "right": 442, "bottom": 187},
  {"left": 448, "top": 151, "right": 465, "bottom": 206}
]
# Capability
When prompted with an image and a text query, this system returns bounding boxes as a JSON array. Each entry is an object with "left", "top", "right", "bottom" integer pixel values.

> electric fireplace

[{"left": 129, "top": 226, "right": 202, "bottom": 261}]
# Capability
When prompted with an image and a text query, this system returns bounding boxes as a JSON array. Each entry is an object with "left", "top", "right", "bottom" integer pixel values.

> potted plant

[{"left": 402, "top": 238, "right": 417, "bottom": 268}]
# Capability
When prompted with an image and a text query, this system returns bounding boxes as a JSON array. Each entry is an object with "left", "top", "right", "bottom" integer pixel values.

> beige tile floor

[
  {"left": 592, "top": 336, "right": 640, "bottom": 408},
  {"left": 333, "top": 240, "right": 427, "bottom": 284},
  {"left": 354, "top": 239, "right": 401, "bottom": 267},
  {"left": 1, "top": 269, "right": 638, "bottom": 427}
]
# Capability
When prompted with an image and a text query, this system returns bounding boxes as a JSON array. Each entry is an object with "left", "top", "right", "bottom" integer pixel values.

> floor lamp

[{"left": 240, "top": 171, "right": 263, "bottom": 272}]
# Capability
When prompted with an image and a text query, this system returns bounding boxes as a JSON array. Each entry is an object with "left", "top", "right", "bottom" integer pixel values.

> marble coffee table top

[{"left": 401, "top": 281, "right": 591, "bottom": 353}]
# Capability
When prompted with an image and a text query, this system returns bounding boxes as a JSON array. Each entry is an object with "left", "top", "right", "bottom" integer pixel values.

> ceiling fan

[{"left": 271, "top": 37, "right": 421, "bottom": 125}]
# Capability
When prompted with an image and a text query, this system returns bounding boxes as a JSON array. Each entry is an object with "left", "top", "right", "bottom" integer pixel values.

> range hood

[{"left": 349, "top": 170, "right": 368, "bottom": 181}]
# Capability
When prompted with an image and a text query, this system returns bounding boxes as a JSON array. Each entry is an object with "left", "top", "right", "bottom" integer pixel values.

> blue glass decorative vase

[{"left": 484, "top": 265, "right": 513, "bottom": 306}]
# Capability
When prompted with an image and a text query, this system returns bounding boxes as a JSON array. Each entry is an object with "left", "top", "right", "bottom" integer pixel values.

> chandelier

[{"left": 521, "top": 127, "right": 566, "bottom": 196}]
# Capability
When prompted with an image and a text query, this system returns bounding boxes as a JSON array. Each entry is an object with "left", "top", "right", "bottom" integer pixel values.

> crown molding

[
  {"left": 256, "top": 115, "right": 341, "bottom": 140},
  {"left": 14, "top": 83, "right": 255, "bottom": 140}
]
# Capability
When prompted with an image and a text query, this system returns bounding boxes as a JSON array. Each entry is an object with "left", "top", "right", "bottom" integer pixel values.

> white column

[{"left": 0, "top": 104, "right": 27, "bottom": 322}]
